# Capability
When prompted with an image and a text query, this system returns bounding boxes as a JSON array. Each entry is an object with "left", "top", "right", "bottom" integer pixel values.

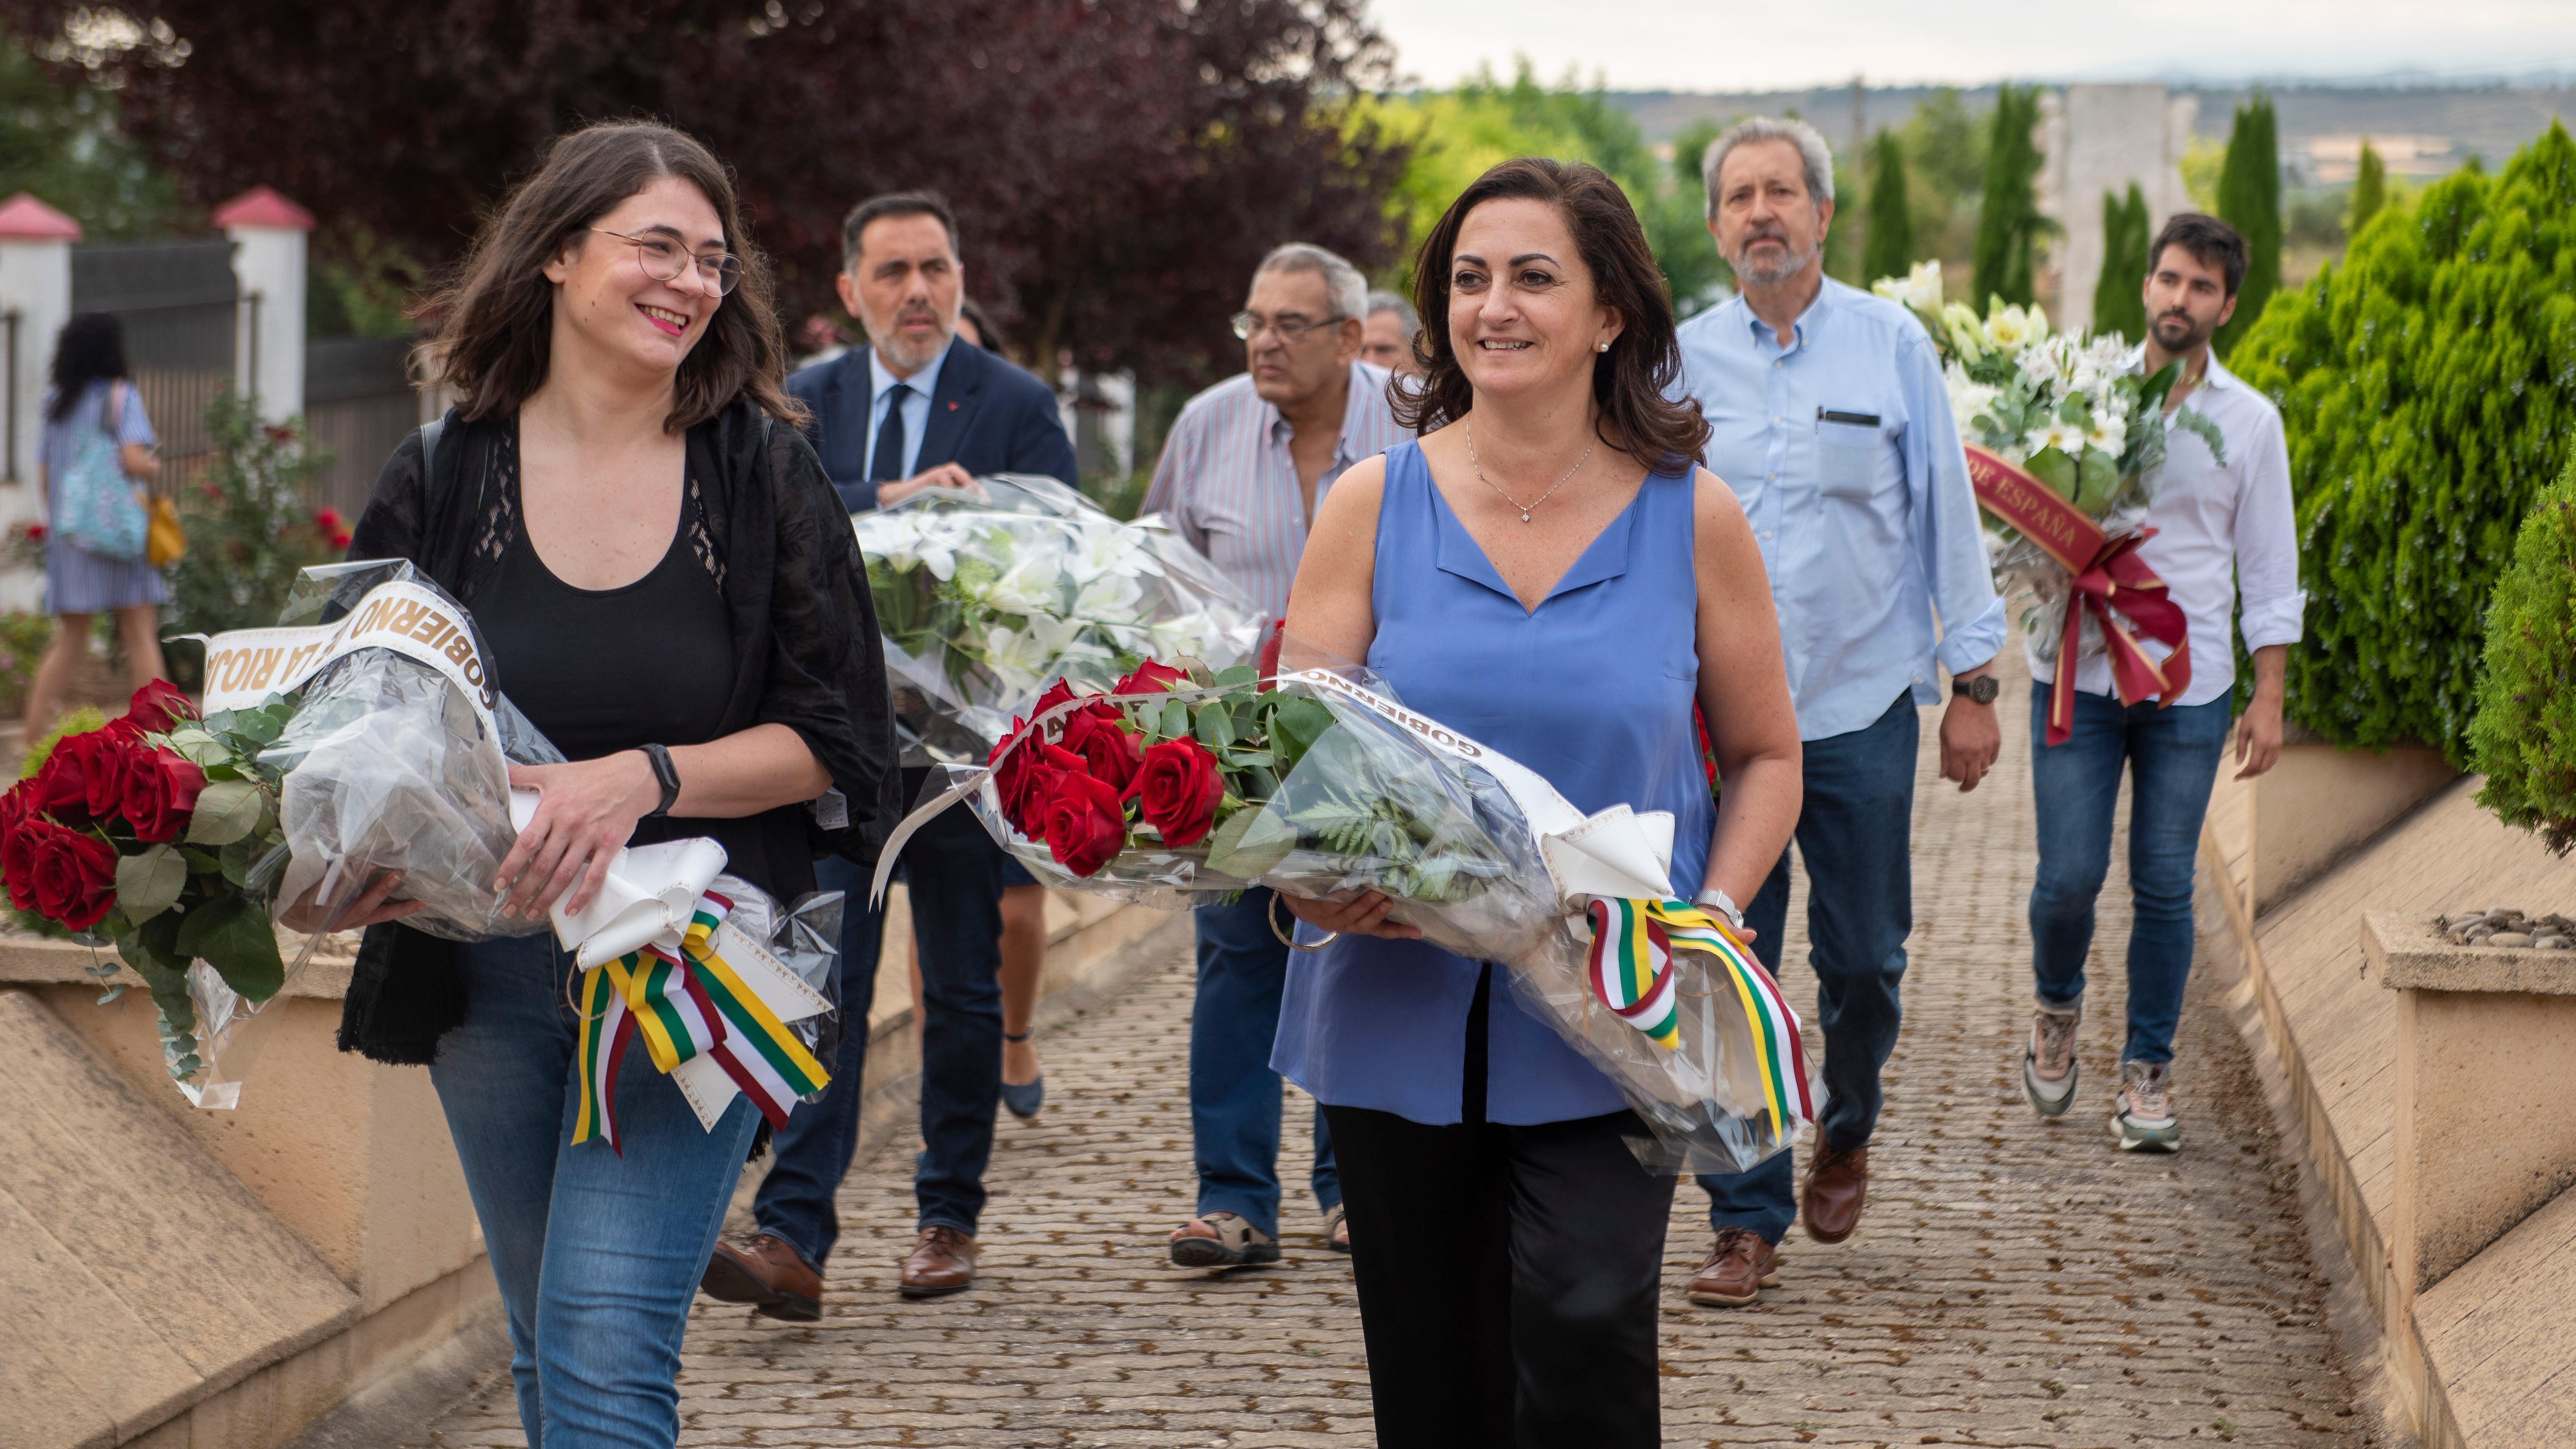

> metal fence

[
  {"left": 69, "top": 240, "right": 240, "bottom": 495},
  {"left": 306, "top": 335, "right": 422, "bottom": 519}
]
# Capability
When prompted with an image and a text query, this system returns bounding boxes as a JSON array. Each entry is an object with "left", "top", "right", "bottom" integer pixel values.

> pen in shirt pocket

[{"left": 1817, "top": 407, "right": 1881, "bottom": 428}]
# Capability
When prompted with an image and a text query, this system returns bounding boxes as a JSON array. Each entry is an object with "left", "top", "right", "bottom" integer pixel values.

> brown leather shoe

[
  {"left": 1688, "top": 1225, "right": 1781, "bottom": 1307},
  {"left": 700, "top": 1232, "right": 821, "bottom": 1322},
  {"left": 1800, "top": 1139, "right": 1870, "bottom": 1245},
  {"left": 900, "top": 1225, "right": 977, "bottom": 1299}
]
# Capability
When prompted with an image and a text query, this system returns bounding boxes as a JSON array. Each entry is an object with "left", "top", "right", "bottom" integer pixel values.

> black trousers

[{"left": 1323, "top": 968, "right": 1676, "bottom": 1448}]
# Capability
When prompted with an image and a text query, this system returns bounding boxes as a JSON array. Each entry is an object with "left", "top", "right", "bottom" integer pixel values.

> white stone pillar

[
  {"left": 215, "top": 186, "right": 313, "bottom": 425},
  {"left": 0, "top": 192, "right": 78, "bottom": 611}
]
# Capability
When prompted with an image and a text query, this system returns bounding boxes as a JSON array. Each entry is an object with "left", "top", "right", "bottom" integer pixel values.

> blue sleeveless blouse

[{"left": 1270, "top": 439, "right": 1716, "bottom": 1126}]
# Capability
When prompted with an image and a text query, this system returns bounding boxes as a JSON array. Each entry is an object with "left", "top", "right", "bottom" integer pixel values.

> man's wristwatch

[
  {"left": 1952, "top": 674, "right": 2000, "bottom": 705},
  {"left": 1692, "top": 887, "right": 1746, "bottom": 932}
]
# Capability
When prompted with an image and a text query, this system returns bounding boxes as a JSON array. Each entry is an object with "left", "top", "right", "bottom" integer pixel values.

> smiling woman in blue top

[{"left": 1273, "top": 157, "right": 1804, "bottom": 1448}]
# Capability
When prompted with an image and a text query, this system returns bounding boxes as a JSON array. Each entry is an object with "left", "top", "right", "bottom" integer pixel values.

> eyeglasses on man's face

[
  {"left": 590, "top": 228, "right": 742, "bottom": 297},
  {"left": 1231, "top": 310, "right": 1344, "bottom": 343}
]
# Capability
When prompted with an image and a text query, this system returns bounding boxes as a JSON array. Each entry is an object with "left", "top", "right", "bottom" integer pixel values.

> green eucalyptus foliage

[
  {"left": 2215, "top": 94, "right": 2284, "bottom": 358},
  {"left": 2228, "top": 121, "right": 2576, "bottom": 765},
  {"left": 2468, "top": 449, "right": 2576, "bottom": 855}
]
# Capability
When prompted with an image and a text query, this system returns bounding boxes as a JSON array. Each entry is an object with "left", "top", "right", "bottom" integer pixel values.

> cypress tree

[
  {"left": 2348, "top": 138, "right": 2388, "bottom": 235},
  {"left": 2214, "top": 93, "right": 2282, "bottom": 355},
  {"left": 2229, "top": 121, "right": 2576, "bottom": 764},
  {"left": 2092, "top": 182, "right": 2150, "bottom": 342},
  {"left": 1973, "top": 83, "right": 2050, "bottom": 308},
  {"left": 1862, "top": 128, "right": 1914, "bottom": 285}
]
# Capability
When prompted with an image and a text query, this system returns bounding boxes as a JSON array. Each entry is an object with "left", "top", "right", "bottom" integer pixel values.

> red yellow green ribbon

[
  {"left": 1583, "top": 897, "right": 1818, "bottom": 1133},
  {"left": 571, "top": 892, "right": 832, "bottom": 1152}
]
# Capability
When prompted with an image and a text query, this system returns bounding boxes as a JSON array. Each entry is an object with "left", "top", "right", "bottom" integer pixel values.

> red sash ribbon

[{"left": 1963, "top": 445, "right": 2191, "bottom": 745}]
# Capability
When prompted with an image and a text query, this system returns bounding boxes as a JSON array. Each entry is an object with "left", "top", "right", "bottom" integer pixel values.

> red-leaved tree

[{"left": 2, "top": 1, "right": 1408, "bottom": 385}]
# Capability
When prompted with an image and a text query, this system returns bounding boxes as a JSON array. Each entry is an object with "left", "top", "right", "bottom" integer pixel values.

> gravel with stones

[{"left": 417, "top": 694, "right": 2375, "bottom": 1448}]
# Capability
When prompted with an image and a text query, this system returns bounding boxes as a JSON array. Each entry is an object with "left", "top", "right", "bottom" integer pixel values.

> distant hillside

[{"left": 1612, "top": 83, "right": 2573, "bottom": 182}]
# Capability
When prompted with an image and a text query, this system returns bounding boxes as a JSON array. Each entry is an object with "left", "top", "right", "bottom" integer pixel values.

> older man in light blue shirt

[{"left": 1671, "top": 117, "right": 2005, "bottom": 1309}]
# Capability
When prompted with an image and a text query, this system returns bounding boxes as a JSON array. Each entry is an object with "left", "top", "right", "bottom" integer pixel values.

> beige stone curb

[{"left": 2365, "top": 911, "right": 2576, "bottom": 994}]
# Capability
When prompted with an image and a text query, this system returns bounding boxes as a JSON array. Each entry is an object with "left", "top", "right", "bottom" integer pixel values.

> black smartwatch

[
  {"left": 1952, "top": 674, "right": 2001, "bottom": 705},
  {"left": 638, "top": 743, "right": 682, "bottom": 817}
]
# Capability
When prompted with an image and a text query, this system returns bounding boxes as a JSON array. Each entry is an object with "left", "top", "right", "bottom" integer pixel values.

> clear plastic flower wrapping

[
  {"left": 852, "top": 473, "right": 1266, "bottom": 757},
  {"left": 939, "top": 666, "right": 1810, "bottom": 1174}
]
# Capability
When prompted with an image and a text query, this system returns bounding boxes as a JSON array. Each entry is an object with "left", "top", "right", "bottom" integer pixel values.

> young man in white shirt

[{"left": 2019, "top": 214, "right": 2304, "bottom": 1151}]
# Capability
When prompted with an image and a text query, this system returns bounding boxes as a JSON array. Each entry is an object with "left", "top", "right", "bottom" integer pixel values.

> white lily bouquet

[
  {"left": 1873, "top": 262, "right": 2225, "bottom": 678},
  {"left": 851, "top": 473, "right": 1265, "bottom": 758}
]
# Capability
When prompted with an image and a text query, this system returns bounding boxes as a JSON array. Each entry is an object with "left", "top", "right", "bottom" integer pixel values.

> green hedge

[
  {"left": 2468, "top": 449, "right": 2576, "bottom": 855},
  {"left": 2229, "top": 121, "right": 2576, "bottom": 765}
]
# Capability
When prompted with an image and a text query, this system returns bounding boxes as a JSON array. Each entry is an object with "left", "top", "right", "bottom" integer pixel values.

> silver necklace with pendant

[{"left": 1466, "top": 421, "right": 1591, "bottom": 523}]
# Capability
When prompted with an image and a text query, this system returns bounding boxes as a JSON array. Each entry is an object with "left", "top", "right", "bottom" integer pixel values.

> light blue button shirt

[
  {"left": 1675, "top": 278, "right": 2005, "bottom": 741},
  {"left": 863, "top": 339, "right": 950, "bottom": 483}
]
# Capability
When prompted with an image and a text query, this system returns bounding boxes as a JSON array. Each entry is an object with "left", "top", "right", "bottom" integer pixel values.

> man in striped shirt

[{"left": 1143, "top": 243, "right": 1411, "bottom": 1267}]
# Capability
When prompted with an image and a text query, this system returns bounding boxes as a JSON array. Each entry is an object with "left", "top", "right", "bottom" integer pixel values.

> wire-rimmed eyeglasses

[
  {"left": 589, "top": 228, "right": 742, "bottom": 297},
  {"left": 1231, "top": 310, "right": 1345, "bottom": 343}
]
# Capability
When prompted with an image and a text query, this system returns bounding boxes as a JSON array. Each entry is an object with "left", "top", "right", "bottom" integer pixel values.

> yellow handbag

[{"left": 145, "top": 494, "right": 188, "bottom": 568}]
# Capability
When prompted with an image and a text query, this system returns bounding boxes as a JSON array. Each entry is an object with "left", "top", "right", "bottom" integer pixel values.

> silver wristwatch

[{"left": 1692, "top": 887, "right": 1745, "bottom": 931}]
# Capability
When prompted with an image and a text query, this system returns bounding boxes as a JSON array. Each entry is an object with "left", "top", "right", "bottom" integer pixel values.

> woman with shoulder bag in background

[
  {"left": 1271, "top": 157, "right": 1804, "bottom": 1447},
  {"left": 330, "top": 121, "right": 897, "bottom": 1449},
  {"left": 24, "top": 312, "right": 166, "bottom": 739}
]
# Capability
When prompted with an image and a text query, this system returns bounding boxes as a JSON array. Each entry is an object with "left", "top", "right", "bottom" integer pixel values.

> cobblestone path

[{"left": 425, "top": 690, "right": 2375, "bottom": 1447}]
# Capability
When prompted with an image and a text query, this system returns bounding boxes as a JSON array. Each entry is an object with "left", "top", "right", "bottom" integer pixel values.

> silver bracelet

[{"left": 1691, "top": 887, "right": 1745, "bottom": 932}]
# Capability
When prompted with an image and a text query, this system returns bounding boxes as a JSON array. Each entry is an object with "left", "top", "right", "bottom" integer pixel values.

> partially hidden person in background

[
  {"left": 1141, "top": 242, "right": 1410, "bottom": 1266},
  {"left": 701, "top": 189, "right": 1080, "bottom": 1313},
  {"left": 1672, "top": 116, "right": 2006, "bottom": 1308},
  {"left": 1273, "top": 157, "right": 1804, "bottom": 1447},
  {"left": 23, "top": 311, "right": 165, "bottom": 740},
  {"left": 1361, "top": 288, "right": 1425, "bottom": 378},
  {"left": 334, "top": 120, "right": 896, "bottom": 1449},
  {"left": 2017, "top": 213, "right": 2303, "bottom": 1151}
]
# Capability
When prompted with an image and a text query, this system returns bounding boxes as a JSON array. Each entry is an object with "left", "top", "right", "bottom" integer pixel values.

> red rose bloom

[
  {"left": 1256, "top": 620, "right": 1286, "bottom": 689},
  {"left": 0, "top": 785, "right": 37, "bottom": 910},
  {"left": 1028, "top": 679, "right": 1079, "bottom": 724},
  {"left": 990, "top": 723, "right": 1063, "bottom": 840},
  {"left": 1042, "top": 770, "right": 1130, "bottom": 877},
  {"left": 22, "top": 817, "right": 118, "bottom": 930},
  {"left": 1126, "top": 737, "right": 1226, "bottom": 847},
  {"left": 1059, "top": 708, "right": 1143, "bottom": 792},
  {"left": 120, "top": 747, "right": 209, "bottom": 843},
  {"left": 29, "top": 726, "right": 141, "bottom": 822},
  {"left": 1111, "top": 660, "right": 1191, "bottom": 697},
  {"left": 122, "top": 677, "right": 198, "bottom": 735}
]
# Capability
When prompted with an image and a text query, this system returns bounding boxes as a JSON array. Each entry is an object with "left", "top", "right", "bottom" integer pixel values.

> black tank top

[{"left": 478, "top": 503, "right": 789, "bottom": 893}]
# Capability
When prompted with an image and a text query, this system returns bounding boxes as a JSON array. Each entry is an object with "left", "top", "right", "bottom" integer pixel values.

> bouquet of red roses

[
  {"left": 877, "top": 654, "right": 1819, "bottom": 1174},
  {"left": 2, "top": 680, "right": 301, "bottom": 1084}
]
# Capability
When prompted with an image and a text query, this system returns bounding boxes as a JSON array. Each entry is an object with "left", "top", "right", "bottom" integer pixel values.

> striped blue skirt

[{"left": 44, "top": 534, "right": 168, "bottom": 615}]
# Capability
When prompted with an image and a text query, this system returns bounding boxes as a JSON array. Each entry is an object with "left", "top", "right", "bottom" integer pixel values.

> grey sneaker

[
  {"left": 2111, "top": 1060, "right": 2181, "bottom": 1152},
  {"left": 2022, "top": 1003, "right": 2081, "bottom": 1117}
]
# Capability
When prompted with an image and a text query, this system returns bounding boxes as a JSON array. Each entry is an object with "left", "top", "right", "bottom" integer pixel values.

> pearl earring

[{"left": 1596, "top": 341, "right": 1609, "bottom": 352}]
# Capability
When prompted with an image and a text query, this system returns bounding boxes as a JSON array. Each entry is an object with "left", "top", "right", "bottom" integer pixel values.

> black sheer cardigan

[{"left": 333, "top": 399, "right": 902, "bottom": 1065}]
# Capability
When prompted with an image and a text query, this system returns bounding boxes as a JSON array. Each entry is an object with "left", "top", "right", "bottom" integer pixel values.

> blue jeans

[
  {"left": 2027, "top": 683, "right": 2232, "bottom": 1065},
  {"left": 753, "top": 791, "right": 1009, "bottom": 1252},
  {"left": 1701, "top": 691, "right": 1917, "bottom": 1242},
  {"left": 1193, "top": 888, "right": 1340, "bottom": 1239},
  {"left": 749, "top": 851, "right": 884, "bottom": 1269},
  {"left": 430, "top": 933, "right": 761, "bottom": 1449}
]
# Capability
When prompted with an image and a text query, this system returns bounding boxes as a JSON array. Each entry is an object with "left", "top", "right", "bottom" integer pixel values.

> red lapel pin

[{"left": 947, "top": 401, "right": 959, "bottom": 410}]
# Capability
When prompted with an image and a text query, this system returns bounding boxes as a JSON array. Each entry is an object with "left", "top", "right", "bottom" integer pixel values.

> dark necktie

[{"left": 870, "top": 382, "right": 912, "bottom": 486}]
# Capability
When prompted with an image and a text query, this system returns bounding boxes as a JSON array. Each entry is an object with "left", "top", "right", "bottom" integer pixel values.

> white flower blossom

[
  {"left": 972, "top": 553, "right": 1066, "bottom": 617},
  {"left": 981, "top": 616, "right": 1108, "bottom": 697},
  {"left": 1059, "top": 517, "right": 1162, "bottom": 585},
  {"left": 1944, "top": 362, "right": 1999, "bottom": 427},
  {"left": 2034, "top": 420, "right": 2086, "bottom": 456},
  {"left": 1872, "top": 259, "right": 1945, "bottom": 316}
]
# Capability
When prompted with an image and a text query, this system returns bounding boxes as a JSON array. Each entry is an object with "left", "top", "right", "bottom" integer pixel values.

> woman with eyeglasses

[{"left": 336, "top": 121, "right": 895, "bottom": 1448}]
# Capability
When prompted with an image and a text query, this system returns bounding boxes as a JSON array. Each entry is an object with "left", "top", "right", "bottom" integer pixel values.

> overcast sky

[{"left": 1366, "top": 0, "right": 2576, "bottom": 92}]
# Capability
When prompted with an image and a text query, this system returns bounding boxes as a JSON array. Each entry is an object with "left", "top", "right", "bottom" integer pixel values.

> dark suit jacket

[{"left": 786, "top": 337, "right": 1079, "bottom": 512}]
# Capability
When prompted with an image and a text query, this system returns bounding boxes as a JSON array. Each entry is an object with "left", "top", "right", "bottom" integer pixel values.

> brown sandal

[
  {"left": 1320, "top": 1202, "right": 1351, "bottom": 1254},
  {"left": 1168, "top": 1211, "right": 1280, "bottom": 1268}
]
